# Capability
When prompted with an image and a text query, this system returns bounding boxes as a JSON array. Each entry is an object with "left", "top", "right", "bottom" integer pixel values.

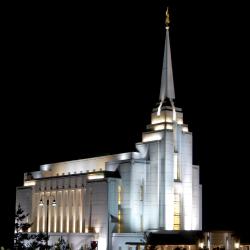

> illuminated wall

[
  {"left": 16, "top": 104, "right": 202, "bottom": 250},
  {"left": 141, "top": 105, "right": 202, "bottom": 231},
  {"left": 33, "top": 189, "right": 84, "bottom": 233}
]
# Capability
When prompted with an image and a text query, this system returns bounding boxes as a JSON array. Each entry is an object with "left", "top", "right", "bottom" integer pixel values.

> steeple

[{"left": 158, "top": 8, "right": 175, "bottom": 115}]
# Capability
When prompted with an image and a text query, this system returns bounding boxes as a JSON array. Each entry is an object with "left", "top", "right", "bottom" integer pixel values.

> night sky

[{"left": 1, "top": 1, "right": 250, "bottom": 247}]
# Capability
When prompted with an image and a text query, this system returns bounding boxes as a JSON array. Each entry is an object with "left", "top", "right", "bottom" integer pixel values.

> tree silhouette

[
  {"left": 14, "top": 204, "right": 48, "bottom": 249},
  {"left": 14, "top": 203, "right": 32, "bottom": 249}
]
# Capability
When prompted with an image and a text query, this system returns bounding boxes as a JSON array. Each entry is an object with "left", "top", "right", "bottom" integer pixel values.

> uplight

[{"left": 88, "top": 173, "right": 104, "bottom": 180}]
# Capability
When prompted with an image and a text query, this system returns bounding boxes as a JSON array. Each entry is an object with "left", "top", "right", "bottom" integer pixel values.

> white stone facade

[{"left": 16, "top": 103, "right": 202, "bottom": 250}]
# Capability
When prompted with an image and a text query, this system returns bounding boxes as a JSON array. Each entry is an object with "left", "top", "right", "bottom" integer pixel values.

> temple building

[{"left": 16, "top": 10, "right": 204, "bottom": 250}]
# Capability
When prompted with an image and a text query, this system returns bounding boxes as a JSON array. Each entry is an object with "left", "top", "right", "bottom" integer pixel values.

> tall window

[
  {"left": 118, "top": 185, "right": 122, "bottom": 233},
  {"left": 140, "top": 183, "right": 144, "bottom": 231},
  {"left": 173, "top": 153, "right": 180, "bottom": 181},
  {"left": 173, "top": 193, "right": 181, "bottom": 230},
  {"left": 140, "top": 184, "right": 144, "bottom": 201}
]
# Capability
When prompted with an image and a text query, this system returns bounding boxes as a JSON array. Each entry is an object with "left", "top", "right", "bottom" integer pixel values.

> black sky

[{"left": 1, "top": 1, "right": 250, "bottom": 247}]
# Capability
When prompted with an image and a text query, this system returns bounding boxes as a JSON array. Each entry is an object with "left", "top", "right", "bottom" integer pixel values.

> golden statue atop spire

[{"left": 165, "top": 7, "right": 170, "bottom": 29}]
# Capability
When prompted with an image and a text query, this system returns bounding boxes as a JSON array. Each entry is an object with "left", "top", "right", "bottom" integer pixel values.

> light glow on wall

[
  {"left": 94, "top": 226, "right": 100, "bottom": 233},
  {"left": 173, "top": 108, "right": 177, "bottom": 121},
  {"left": 66, "top": 207, "right": 69, "bottom": 233},
  {"left": 207, "top": 235, "right": 210, "bottom": 250},
  {"left": 42, "top": 204, "right": 45, "bottom": 232},
  {"left": 24, "top": 181, "right": 36, "bottom": 186},
  {"left": 177, "top": 119, "right": 183, "bottom": 125},
  {"left": 152, "top": 116, "right": 165, "bottom": 124},
  {"left": 97, "top": 237, "right": 107, "bottom": 250},
  {"left": 117, "top": 152, "right": 131, "bottom": 161},
  {"left": 142, "top": 132, "right": 162, "bottom": 142},
  {"left": 59, "top": 191, "right": 63, "bottom": 232},
  {"left": 54, "top": 204, "right": 57, "bottom": 232},
  {"left": 174, "top": 153, "right": 178, "bottom": 180},
  {"left": 37, "top": 203, "right": 40, "bottom": 232},
  {"left": 199, "top": 242, "right": 204, "bottom": 248},
  {"left": 40, "top": 164, "right": 51, "bottom": 171},
  {"left": 153, "top": 124, "right": 165, "bottom": 131},
  {"left": 166, "top": 124, "right": 173, "bottom": 130},
  {"left": 182, "top": 126, "right": 188, "bottom": 132},
  {"left": 88, "top": 173, "right": 104, "bottom": 180},
  {"left": 79, "top": 189, "right": 83, "bottom": 233},
  {"left": 66, "top": 190, "right": 69, "bottom": 233},
  {"left": 48, "top": 202, "right": 51, "bottom": 233},
  {"left": 118, "top": 210, "right": 121, "bottom": 233},
  {"left": 118, "top": 185, "right": 121, "bottom": 205},
  {"left": 72, "top": 190, "right": 75, "bottom": 233},
  {"left": 173, "top": 193, "right": 181, "bottom": 230},
  {"left": 235, "top": 242, "right": 240, "bottom": 249},
  {"left": 118, "top": 185, "right": 121, "bottom": 233}
]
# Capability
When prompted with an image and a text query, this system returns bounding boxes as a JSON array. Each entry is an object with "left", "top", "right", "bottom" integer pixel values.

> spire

[{"left": 158, "top": 8, "right": 175, "bottom": 115}]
